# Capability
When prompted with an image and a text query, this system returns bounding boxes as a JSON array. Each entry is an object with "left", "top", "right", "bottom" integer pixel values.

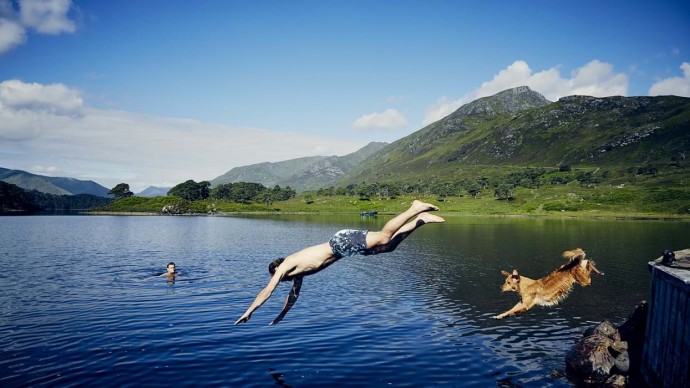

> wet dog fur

[{"left": 492, "top": 248, "right": 603, "bottom": 319}]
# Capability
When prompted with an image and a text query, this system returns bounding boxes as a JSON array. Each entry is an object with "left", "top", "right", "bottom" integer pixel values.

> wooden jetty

[{"left": 642, "top": 248, "right": 690, "bottom": 388}]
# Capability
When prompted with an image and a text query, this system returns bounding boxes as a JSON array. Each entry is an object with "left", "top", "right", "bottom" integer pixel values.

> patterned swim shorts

[{"left": 329, "top": 229, "right": 376, "bottom": 257}]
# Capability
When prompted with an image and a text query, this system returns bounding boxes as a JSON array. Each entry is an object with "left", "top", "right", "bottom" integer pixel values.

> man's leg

[
  {"left": 377, "top": 200, "right": 439, "bottom": 240},
  {"left": 370, "top": 212, "right": 445, "bottom": 253},
  {"left": 366, "top": 199, "right": 444, "bottom": 250}
]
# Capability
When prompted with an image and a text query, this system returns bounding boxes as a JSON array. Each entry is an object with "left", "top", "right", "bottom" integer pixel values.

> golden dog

[{"left": 492, "top": 248, "right": 603, "bottom": 319}]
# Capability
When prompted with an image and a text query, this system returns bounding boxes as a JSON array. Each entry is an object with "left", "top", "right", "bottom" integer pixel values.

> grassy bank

[
  {"left": 96, "top": 182, "right": 690, "bottom": 220},
  {"left": 277, "top": 188, "right": 690, "bottom": 219}
]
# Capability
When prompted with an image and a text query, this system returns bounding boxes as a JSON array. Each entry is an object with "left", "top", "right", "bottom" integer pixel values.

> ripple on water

[{"left": 2, "top": 215, "right": 682, "bottom": 387}]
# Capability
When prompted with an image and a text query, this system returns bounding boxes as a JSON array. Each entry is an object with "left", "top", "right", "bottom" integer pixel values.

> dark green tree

[
  {"left": 576, "top": 172, "right": 599, "bottom": 187},
  {"left": 230, "top": 182, "right": 265, "bottom": 203},
  {"left": 465, "top": 180, "right": 482, "bottom": 198},
  {"left": 210, "top": 183, "right": 234, "bottom": 200},
  {"left": 168, "top": 180, "right": 210, "bottom": 201},
  {"left": 108, "top": 183, "right": 134, "bottom": 199},
  {"left": 272, "top": 185, "right": 296, "bottom": 201},
  {"left": 494, "top": 184, "right": 515, "bottom": 200},
  {"left": 257, "top": 192, "right": 274, "bottom": 206},
  {"left": 0, "top": 181, "right": 40, "bottom": 213}
]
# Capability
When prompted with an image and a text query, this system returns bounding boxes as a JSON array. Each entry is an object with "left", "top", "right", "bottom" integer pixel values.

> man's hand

[{"left": 234, "top": 314, "right": 250, "bottom": 325}]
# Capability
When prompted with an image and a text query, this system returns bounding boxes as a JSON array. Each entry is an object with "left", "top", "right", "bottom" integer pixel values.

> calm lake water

[{"left": 1, "top": 214, "right": 688, "bottom": 387}]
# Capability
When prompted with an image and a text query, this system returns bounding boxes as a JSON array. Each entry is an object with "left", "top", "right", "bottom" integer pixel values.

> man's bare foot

[
  {"left": 412, "top": 200, "right": 440, "bottom": 212},
  {"left": 418, "top": 212, "right": 445, "bottom": 224}
]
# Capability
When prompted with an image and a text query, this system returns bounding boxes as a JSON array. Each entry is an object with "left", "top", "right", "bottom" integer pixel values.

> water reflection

[{"left": 0, "top": 214, "right": 687, "bottom": 387}]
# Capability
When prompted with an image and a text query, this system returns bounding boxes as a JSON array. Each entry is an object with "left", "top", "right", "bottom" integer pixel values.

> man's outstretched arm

[
  {"left": 270, "top": 277, "right": 303, "bottom": 325},
  {"left": 235, "top": 265, "right": 291, "bottom": 325}
]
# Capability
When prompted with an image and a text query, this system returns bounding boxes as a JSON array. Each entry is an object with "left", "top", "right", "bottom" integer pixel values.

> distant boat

[{"left": 360, "top": 211, "right": 378, "bottom": 216}]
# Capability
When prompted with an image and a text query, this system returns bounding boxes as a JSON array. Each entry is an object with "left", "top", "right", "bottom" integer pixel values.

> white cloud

[
  {"left": 0, "top": 79, "right": 83, "bottom": 114},
  {"left": 0, "top": 17, "right": 26, "bottom": 52},
  {"left": 567, "top": 60, "right": 628, "bottom": 97},
  {"left": 0, "top": 80, "right": 366, "bottom": 192},
  {"left": 648, "top": 62, "right": 690, "bottom": 97},
  {"left": 20, "top": 0, "right": 75, "bottom": 34},
  {"left": 353, "top": 108, "right": 408, "bottom": 130},
  {"left": 0, "top": 0, "right": 75, "bottom": 54},
  {"left": 31, "top": 165, "right": 60, "bottom": 174},
  {"left": 422, "top": 60, "right": 629, "bottom": 125},
  {"left": 423, "top": 97, "right": 461, "bottom": 127}
]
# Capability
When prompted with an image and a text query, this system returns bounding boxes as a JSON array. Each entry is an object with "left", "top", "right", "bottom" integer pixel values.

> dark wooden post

[{"left": 642, "top": 248, "right": 690, "bottom": 387}]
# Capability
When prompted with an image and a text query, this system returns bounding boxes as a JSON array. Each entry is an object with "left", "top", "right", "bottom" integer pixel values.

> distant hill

[
  {"left": 211, "top": 142, "right": 388, "bottom": 192},
  {"left": 0, "top": 180, "right": 111, "bottom": 213},
  {"left": 338, "top": 86, "right": 690, "bottom": 185},
  {"left": 137, "top": 186, "right": 172, "bottom": 197},
  {"left": 0, "top": 168, "right": 112, "bottom": 197}
]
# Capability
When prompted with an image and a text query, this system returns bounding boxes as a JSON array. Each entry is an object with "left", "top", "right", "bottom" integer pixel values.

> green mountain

[
  {"left": 338, "top": 86, "right": 690, "bottom": 185},
  {"left": 211, "top": 141, "right": 388, "bottom": 192},
  {"left": 0, "top": 168, "right": 112, "bottom": 197}
]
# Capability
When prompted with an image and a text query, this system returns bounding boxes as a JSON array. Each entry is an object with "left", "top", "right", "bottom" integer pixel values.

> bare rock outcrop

[{"left": 565, "top": 301, "right": 647, "bottom": 386}]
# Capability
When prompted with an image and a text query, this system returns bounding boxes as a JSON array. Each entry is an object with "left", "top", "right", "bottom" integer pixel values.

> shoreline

[{"left": 83, "top": 210, "right": 690, "bottom": 221}]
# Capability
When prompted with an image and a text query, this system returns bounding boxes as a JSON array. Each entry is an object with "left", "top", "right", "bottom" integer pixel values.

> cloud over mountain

[
  {"left": 0, "top": 79, "right": 365, "bottom": 192},
  {"left": 423, "top": 60, "right": 630, "bottom": 125},
  {"left": 353, "top": 108, "right": 408, "bottom": 130},
  {"left": 648, "top": 62, "right": 690, "bottom": 97}
]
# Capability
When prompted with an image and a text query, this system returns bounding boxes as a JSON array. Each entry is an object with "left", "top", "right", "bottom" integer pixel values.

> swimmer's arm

[
  {"left": 235, "top": 264, "right": 292, "bottom": 325},
  {"left": 270, "top": 277, "right": 302, "bottom": 326}
]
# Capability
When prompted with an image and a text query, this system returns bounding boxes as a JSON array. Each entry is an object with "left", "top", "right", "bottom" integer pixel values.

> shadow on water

[{"left": 0, "top": 214, "right": 687, "bottom": 386}]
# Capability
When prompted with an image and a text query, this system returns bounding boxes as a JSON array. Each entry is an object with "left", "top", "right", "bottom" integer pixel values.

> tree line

[
  {"left": 109, "top": 180, "right": 297, "bottom": 205},
  {"left": 167, "top": 180, "right": 297, "bottom": 204},
  {"left": 315, "top": 167, "right": 611, "bottom": 201},
  {"left": 105, "top": 163, "right": 639, "bottom": 207},
  {"left": 1, "top": 181, "right": 112, "bottom": 213}
]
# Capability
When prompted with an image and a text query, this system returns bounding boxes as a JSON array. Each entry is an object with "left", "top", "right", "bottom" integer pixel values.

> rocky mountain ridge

[
  {"left": 211, "top": 141, "right": 387, "bottom": 192},
  {"left": 337, "top": 86, "right": 689, "bottom": 185}
]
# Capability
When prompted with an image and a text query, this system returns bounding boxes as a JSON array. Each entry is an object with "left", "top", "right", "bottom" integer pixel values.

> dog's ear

[
  {"left": 501, "top": 270, "right": 510, "bottom": 276},
  {"left": 511, "top": 269, "right": 520, "bottom": 283}
]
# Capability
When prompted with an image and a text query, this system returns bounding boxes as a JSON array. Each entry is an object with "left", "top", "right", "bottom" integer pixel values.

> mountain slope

[
  {"left": 339, "top": 87, "right": 690, "bottom": 185},
  {"left": 137, "top": 186, "right": 172, "bottom": 197},
  {"left": 0, "top": 168, "right": 111, "bottom": 197},
  {"left": 211, "top": 142, "right": 387, "bottom": 191}
]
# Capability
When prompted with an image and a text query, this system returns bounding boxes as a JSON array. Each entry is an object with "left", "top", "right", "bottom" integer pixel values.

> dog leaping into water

[{"left": 492, "top": 248, "right": 604, "bottom": 320}]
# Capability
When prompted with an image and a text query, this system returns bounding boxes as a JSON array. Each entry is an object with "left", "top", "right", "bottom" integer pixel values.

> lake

[{"left": 1, "top": 214, "right": 688, "bottom": 387}]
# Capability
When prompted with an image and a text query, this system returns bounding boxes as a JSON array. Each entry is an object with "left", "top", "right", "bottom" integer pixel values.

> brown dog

[{"left": 492, "top": 248, "right": 604, "bottom": 319}]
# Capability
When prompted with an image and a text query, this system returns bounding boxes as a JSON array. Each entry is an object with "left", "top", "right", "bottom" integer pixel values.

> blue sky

[{"left": 1, "top": 0, "right": 689, "bottom": 192}]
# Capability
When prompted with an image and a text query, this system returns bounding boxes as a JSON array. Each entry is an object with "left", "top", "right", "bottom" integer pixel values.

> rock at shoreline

[
  {"left": 161, "top": 204, "right": 180, "bottom": 215},
  {"left": 565, "top": 301, "right": 647, "bottom": 386},
  {"left": 566, "top": 321, "right": 620, "bottom": 383}
]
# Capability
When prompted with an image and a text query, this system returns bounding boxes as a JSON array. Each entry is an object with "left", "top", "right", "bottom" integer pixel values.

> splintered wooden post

[{"left": 642, "top": 248, "right": 690, "bottom": 388}]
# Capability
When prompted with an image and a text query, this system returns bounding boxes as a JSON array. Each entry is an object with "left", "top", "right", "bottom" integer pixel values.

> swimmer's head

[
  {"left": 166, "top": 262, "right": 176, "bottom": 274},
  {"left": 268, "top": 258, "right": 292, "bottom": 282}
]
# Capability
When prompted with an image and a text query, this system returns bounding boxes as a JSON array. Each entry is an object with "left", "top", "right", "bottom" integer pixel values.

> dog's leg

[{"left": 492, "top": 301, "right": 528, "bottom": 319}]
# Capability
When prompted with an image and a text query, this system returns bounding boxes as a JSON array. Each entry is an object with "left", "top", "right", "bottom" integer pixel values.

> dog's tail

[{"left": 558, "top": 248, "right": 586, "bottom": 271}]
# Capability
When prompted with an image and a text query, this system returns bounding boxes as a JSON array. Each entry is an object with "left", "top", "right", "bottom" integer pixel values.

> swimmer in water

[
  {"left": 158, "top": 262, "right": 178, "bottom": 283},
  {"left": 235, "top": 200, "right": 445, "bottom": 325}
]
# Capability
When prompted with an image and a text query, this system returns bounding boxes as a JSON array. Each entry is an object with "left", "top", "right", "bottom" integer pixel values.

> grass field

[{"left": 98, "top": 180, "right": 690, "bottom": 220}]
